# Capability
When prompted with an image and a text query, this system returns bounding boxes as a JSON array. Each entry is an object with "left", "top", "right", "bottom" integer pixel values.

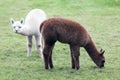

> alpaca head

[
  {"left": 95, "top": 49, "right": 105, "bottom": 68},
  {"left": 10, "top": 18, "right": 25, "bottom": 35}
]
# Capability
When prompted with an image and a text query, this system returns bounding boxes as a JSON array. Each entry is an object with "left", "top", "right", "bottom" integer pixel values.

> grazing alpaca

[
  {"left": 40, "top": 18, "right": 105, "bottom": 69},
  {"left": 10, "top": 9, "right": 46, "bottom": 59}
]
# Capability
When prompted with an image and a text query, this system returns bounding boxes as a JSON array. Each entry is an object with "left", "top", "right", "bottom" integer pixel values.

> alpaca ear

[
  {"left": 10, "top": 18, "right": 14, "bottom": 25},
  {"left": 100, "top": 50, "right": 105, "bottom": 55},
  {"left": 100, "top": 49, "right": 105, "bottom": 55},
  {"left": 102, "top": 50, "right": 105, "bottom": 55},
  {"left": 100, "top": 49, "right": 103, "bottom": 52},
  {"left": 20, "top": 18, "right": 24, "bottom": 24}
]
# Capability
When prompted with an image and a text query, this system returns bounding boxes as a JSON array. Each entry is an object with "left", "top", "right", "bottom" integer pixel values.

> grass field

[{"left": 0, "top": 0, "right": 120, "bottom": 80}]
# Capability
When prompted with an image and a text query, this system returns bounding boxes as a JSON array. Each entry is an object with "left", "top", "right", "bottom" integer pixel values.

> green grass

[{"left": 0, "top": 0, "right": 120, "bottom": 80}]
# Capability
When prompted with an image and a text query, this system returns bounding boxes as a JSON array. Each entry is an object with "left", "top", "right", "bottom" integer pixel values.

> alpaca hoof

[
  {"left": 50, "top": 65, "right": 54, "bottom": 69},
  {"left": 40, "top": 54, "right": 44, "bottom": 59},
  {"left": 76, "top": 68, "right": 79, "bottom": 70},
  {"left": 45, "top": 67, "right": 49, "bottom": 69},
  {"left": 72, "top": 66, "right": 75, "bottom": 69},
  {"left": 27, "top": 53, "right": 31, "bottom": 57},
  {"left": 76, "top": 66, "right": 80, "bottom": 70}
]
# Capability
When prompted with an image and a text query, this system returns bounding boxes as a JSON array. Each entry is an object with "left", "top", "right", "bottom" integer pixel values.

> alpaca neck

[
  {"left": 84, "top": 39, "right": 99, "bottom": 62},
  {"left": 20, "top": 25, "right": 32, "bottom": 36}
]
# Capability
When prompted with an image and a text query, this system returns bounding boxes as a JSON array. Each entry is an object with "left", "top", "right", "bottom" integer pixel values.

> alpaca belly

[
  {"left": 57, "top": 37, "right": 72, "bottom": 44},
  {"left": 57, "top": 36, "right": 76, "bottom": 45},
  {"left": 57, "top": 35, "right": 88, "bottom": 46}
]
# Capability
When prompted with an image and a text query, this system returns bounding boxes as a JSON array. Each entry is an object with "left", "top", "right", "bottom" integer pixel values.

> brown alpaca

[{"left": 40, "top": 18, "right": 105, "bottom": 70}]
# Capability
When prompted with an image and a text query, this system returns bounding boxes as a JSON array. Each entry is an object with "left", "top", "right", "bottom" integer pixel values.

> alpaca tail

[{"left": 40, "top": 21, "right": 45, "bottom": 32}]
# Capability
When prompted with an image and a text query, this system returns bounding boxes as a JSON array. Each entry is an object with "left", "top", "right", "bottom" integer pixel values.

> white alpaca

[{"left": 10, "top": 9, "right": 46, "bottom": 59}]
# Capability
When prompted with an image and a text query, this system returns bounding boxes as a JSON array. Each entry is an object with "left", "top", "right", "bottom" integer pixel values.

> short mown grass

[{"left": 0, "top": 0, "right": 120, "bottom": 80}]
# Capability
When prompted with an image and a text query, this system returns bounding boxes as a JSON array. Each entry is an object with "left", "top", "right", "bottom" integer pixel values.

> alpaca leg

[
  {"left": 70, "top": 45, "right": 80, "bottom": 70},
  {"left": 27, "top": 36, "right": 32, "bottom": 57},
  {"left": 35, "top": 35, "right": 43, "bottom": 59},
  {"left": 70, "top": 46, "right": 75, "bottom": 69},
  {"left": 49, "top": 44, "right": 55, "bottom": 69},
  {"left": 43, "top": 44, "right": 53, "bottom": 69},
  {"left": 74, "top": 47, "right": 80, "bottom": 70},
  {"left": 75, "top": 53, "right": 80, "bottom": 70}
]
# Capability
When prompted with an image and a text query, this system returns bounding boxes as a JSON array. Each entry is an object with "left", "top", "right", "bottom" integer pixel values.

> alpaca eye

[
  {"left": 18, "top": 26, "right": 21, "bottom": 28},
  {"left": 13, "top": 26, "right": 16, "bottom": 28}
]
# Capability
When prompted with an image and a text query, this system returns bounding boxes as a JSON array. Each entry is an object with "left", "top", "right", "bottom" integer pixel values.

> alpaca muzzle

[
  {"left": 15, "top": 30, "right": 18, "bottom": 33},
  {"left": 99, "top": 60, "right": 105, "bottom": 68}
]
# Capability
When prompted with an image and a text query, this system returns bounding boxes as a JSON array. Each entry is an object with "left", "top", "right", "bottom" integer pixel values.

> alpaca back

[
  {"left": 40, "top": 18, "right": 90, "bottom": 46},
  {"left": 25, "top": 9, "right": 46, "bottom": 35}
]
